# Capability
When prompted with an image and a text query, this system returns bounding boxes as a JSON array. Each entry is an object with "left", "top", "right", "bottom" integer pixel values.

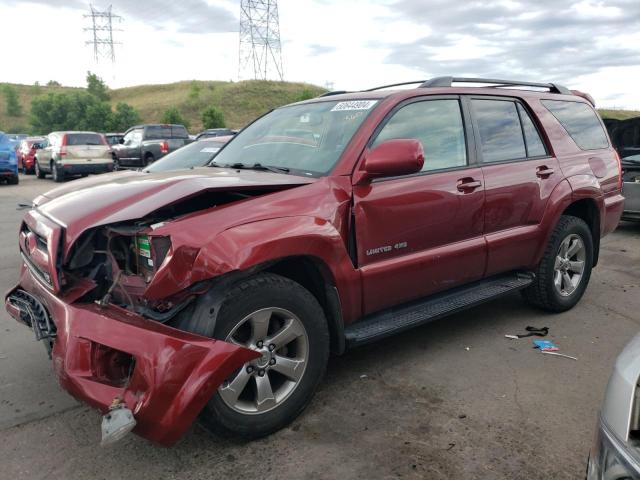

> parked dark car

[
  {"left": 5, "top": 77, "right": 624, "bottom": 446},
  {"left": 145, "top": 136, "right": 233, "bottom": 172},
  {"left": 111, "top": 124, "right": 190, "bottom": 168},
  {"left": 104, "top": 133, "right": 124, "bottom": 146},
  {"left": 16, "top": 136, "right": 46, "bottom": 174},
  {"left": 195, "top": 128, "right": 238, "bottom": 140}
]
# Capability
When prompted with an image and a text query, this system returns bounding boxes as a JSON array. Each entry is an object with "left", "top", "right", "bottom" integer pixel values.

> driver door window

[{"left": 372, "top": 99, "right": 467, "bottom": 172}]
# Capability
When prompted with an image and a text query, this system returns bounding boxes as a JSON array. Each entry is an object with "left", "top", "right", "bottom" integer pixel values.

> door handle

[
  {"left": 456, "top": 178, "right": 482, "bottom": 192},
  {"left": 536, "top": 166, "right": 555, "bottom": 178}
]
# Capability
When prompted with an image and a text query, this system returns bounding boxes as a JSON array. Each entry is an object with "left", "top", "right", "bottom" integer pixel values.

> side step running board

[{"left": 344, "top": 271, "right": 535, "bottom": 348}]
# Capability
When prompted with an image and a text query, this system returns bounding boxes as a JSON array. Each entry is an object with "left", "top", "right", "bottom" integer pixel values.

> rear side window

[
  {"left": 541, "top": 100, "right": 608, "bottom": 150},
  {"left": 372, "top": 99, "right": 467, "bottom": 172},
  {"left": 517, "top": 104, "right": 547, "bottom": 157},
  {"left": 472, "top": 99, "right": 526, "bottom": 162},
  {"left": 145, "top": 126, "right": 172, "bottom": 139},
  {"left": 66, "top": 133, "right": 103, "bottom": 146}
]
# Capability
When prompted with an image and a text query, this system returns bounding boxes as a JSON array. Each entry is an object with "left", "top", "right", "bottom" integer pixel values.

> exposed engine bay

[{"left": 62, "top": 189, "right": 271, "bottom": 321}]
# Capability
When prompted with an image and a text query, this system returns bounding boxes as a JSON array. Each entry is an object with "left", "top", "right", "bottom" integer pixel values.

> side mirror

[
  {"left": 119, "top": 138, "right": 125, "bottom": 144},
  {"left": 354, "top": 139, "right": 424, "bottom": 184}
]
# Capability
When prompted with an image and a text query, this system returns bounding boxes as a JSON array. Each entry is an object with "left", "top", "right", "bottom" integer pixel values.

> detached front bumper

[{"left": 5, "top": 264, "right": 259, "bottom": 446}]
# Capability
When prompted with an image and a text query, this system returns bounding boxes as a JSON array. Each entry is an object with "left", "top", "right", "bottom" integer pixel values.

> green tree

[
  {"left": 162, "top": 107, "right": 189, "bottom": 129},
  {"left": 86, "top": 71, "right": 110, "bottom": 101},
  {"left": 3, "top": 85, "right": 22, "bottom": 117},
  {"left": 201, "top": 106, "right": 226, "bottom": 129},
  {"left": 31, "top": 93, "right": 74, "bottom": 133},
  {"left": 46, "top": 80, "right": 61, "bottom": 87},
  {"left": 30, "top": 92, "right": 113, "bottom": 134},
  {"left": 109, "top": 102, "right": 141, "bottom": 132}
]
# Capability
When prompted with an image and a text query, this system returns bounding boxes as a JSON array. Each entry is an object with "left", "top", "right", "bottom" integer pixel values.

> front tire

[
  {"left": 176, "top": 273, "right": 330, "bottom": 439},
  {"left": 523, "top": 215, "right": 593, "bottom": 312}
]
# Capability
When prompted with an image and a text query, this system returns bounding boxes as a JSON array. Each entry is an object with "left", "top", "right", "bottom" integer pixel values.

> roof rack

[
  {"left": 363, "top": 81, "right": 427, "bottom": 92},
  {"left": 419, "top": 76, "right": 572, "bottom": 95}
]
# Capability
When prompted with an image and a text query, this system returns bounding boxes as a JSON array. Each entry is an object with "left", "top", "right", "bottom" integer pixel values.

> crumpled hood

[{"left": 34, "top": 167, "right": 315, "bottom": 245}]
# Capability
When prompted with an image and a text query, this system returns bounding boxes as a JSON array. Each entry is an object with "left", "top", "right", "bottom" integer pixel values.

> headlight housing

[{"left": 588, "top": 417, "right": 640, "bottom": 480}]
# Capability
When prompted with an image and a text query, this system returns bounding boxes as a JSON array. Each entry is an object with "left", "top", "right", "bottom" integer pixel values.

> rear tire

[
  {"left": 52, "top": 162, "right": 64, "bottom": 183},
  {"left": 35, "top": 161, "right": 45, "bottom": 179},
  {"left": 175, "top": 273, "right": 330, "bottom": 439},
  {"left": 143, "top": 154, "right": 154, "bottom": 167},
  {"left": 522, "top": 215, "right": 593, "bottom": 312}
]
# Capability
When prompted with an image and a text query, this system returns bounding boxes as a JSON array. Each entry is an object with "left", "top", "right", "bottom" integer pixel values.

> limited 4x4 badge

[{"left": 366, "top": 241, "right": 407, "bottom": 256}]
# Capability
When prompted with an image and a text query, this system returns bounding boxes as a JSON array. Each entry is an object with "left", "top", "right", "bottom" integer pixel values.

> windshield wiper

[{"left": 225, "top": 162, "right": 290, "bottom": 174}]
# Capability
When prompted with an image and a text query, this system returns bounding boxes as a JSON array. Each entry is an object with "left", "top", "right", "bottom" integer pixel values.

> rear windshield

[
  {"left": 66, "top": 133, "right": 104, "bottom": 146},
  {"left": 145, "top": 125, "right": 189, "bottom": 139},
  {"left": 541, "top": 100, "right": 608, "bottom": 150},
  {"left": 145, "top": 140, "right": 225, "bottom": 172}
]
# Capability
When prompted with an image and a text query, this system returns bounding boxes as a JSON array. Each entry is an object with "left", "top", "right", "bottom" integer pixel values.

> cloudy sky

[{"left": 1, "top": 0, "right": 639, "bottom": 108}]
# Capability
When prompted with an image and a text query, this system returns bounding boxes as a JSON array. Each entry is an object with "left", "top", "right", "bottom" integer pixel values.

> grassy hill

[
  {"left": 0, "top": 80, "right": 325, "bottom": 134},
  {"left": 1, "top": 79, "right": 638, "bottom": 134}
]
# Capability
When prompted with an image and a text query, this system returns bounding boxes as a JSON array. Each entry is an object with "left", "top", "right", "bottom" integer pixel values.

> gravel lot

[{"left": 1, "top": 174, "right": 639, "bottom": 479}]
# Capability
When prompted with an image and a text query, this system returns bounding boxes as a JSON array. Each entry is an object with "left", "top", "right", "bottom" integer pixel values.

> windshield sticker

[
  {"left": 331, "top": 100, "right": 378, "bottom": 112},
  {"left": 201, "top": 147, "right": 221, "bottom": 153}
]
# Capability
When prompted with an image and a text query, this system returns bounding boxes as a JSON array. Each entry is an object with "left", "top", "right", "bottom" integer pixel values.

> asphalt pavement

[{"left": 1, "top": 174, "right": 639, "bottom": 479}]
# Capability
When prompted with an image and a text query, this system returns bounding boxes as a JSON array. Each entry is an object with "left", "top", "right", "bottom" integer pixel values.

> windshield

[
  {"left": 212, "top": 99, "right": 378, "bottom": 176},
  {"left": 146, "top": 139, "right": 226, "bottom": 172}
]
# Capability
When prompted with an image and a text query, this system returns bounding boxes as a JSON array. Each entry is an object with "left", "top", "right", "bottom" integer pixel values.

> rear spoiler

[{"left": 570, "top": 90, "right": 596, "bottom": 107}]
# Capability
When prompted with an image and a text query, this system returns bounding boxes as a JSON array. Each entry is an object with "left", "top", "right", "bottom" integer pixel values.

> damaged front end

[{"left": 5, "top": 192, "right": 273, "bottom": 445}]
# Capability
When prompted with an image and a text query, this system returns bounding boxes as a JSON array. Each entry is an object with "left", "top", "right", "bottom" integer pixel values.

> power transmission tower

[
  {"left": 239, "top": 0, "right": 284, "bottom": 81},
  {"left": 84, "top": 4, "right": 123, "bottom": 64}
]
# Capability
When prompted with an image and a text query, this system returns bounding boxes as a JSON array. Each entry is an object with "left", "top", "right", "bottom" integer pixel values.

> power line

[
  {"left": 239, "top": 0, "right": 284, "bottom": 81},
  {"left": 84, "top": 4, "right": 123, "bottom": 64}
]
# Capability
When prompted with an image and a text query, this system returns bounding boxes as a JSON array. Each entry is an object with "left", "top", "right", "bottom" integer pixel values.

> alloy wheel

[
  {"left": 553, "top": 233, "right": 586, "bottom": 297},
  {"left": 218, "top": 307, "right": 309, "bottom": 415}
]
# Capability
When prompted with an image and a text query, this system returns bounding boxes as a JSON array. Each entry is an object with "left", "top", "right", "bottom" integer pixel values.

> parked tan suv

[{"left": 34, "top": 131, "right": 114, "bottom": 182}]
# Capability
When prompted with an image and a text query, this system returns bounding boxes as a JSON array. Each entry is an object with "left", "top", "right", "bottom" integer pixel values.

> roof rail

[
  {"left": 364, "top": 81, "right": 427, "bottom": 92},
  {"left": 318, "top": 90, "right": 350, "bottom": 97},
  {"left": 420, "top": 76, "right": 573, "bottom": 95}
]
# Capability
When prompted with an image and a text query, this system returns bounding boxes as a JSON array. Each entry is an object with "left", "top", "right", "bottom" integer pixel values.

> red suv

[
  {"left": 6, "top": 77, "right": 624, "bottom": 446},
  {"left": 16, "top": 136, "right": 45, "bottom": 174}
]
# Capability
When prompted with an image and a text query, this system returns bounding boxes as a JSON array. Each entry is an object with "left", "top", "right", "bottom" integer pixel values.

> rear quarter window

[{"left": 541, "top": 100, "right": 608, "bottom": 150}]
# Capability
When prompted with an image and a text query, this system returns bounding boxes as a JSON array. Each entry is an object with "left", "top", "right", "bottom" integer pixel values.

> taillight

[
  {"left": 614, "top": 150, "right": 622, "bottom": 190},
  {"left": 160, "top": 141, "right": 169, "bottom": 154},
  {"left": 60, "top": 134, "right": 68, "bottom": 157}
]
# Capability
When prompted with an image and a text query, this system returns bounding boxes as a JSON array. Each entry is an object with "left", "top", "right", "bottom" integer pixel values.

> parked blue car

[{"left": 0, "top": 132, "right": 19, "bottom": 184}]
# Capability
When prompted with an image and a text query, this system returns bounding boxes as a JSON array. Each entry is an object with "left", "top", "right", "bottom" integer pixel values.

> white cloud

[{"left": 0, "top": 0, "right": 639, "bottom": 109}]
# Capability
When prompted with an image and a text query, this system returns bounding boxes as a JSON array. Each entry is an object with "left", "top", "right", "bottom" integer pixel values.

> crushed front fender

[{"left": 5, "top": 265, "right": 260, "bottom": 446}]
